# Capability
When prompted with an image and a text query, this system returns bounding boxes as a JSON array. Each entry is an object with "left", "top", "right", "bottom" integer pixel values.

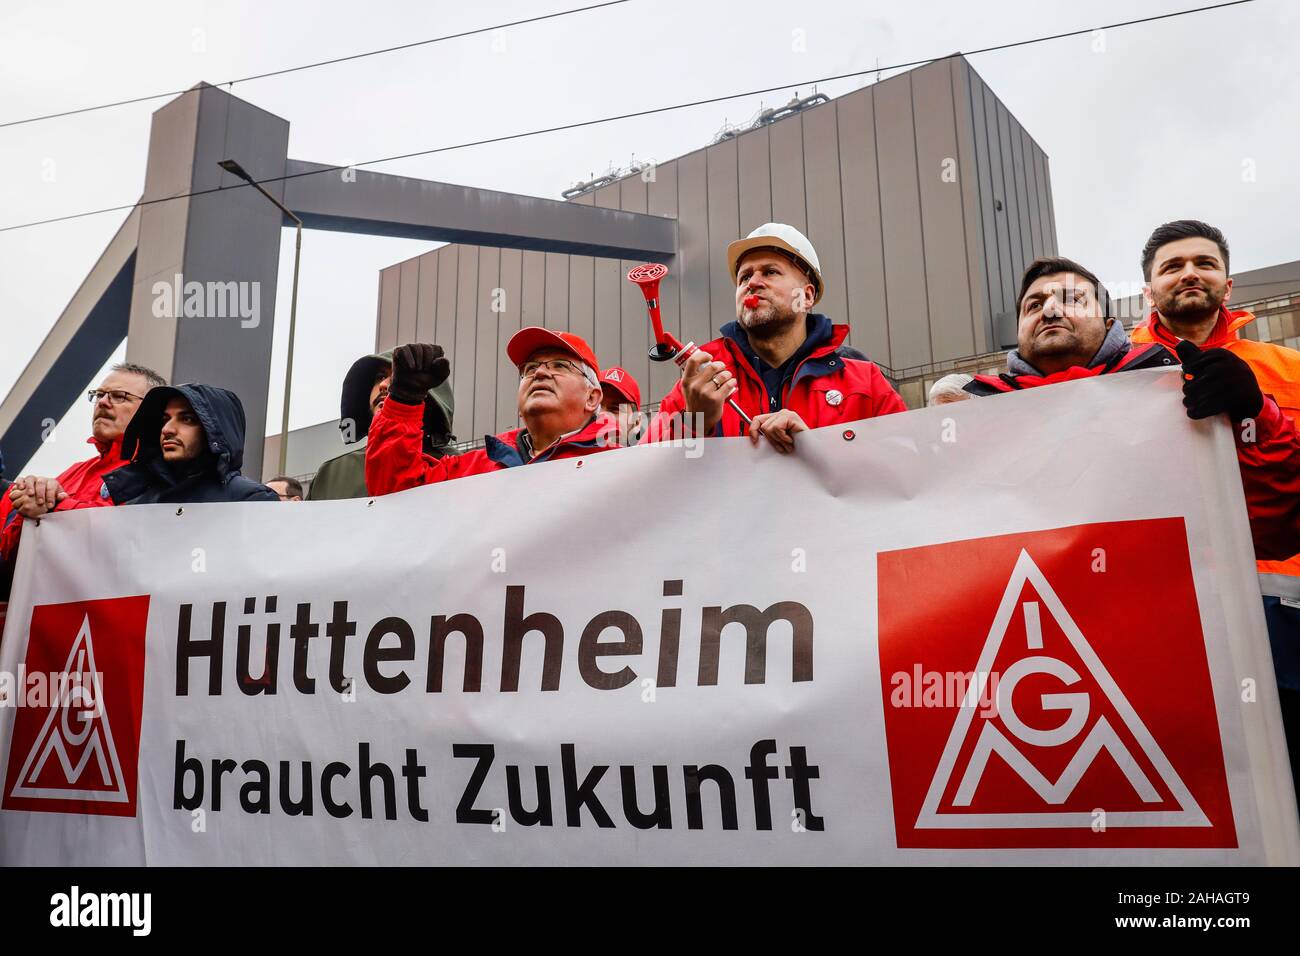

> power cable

[
  {"left": 0, "top": 0, "right": 1255, "bottom": 234},
  {"left": 0, "top": 0, "right": 631, "bottom": 130}
]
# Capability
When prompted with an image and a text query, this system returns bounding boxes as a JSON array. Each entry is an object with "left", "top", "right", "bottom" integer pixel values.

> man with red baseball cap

[
  {"left": 365, "top": 328, "right": 619, "bottom": 493},
  {"left": 598, "top": 366, "right": 643, "bottom": 446}
]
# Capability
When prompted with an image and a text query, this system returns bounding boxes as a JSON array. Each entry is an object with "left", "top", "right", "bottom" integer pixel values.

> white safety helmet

[{"left": 726, "top": 222, "right": 824, "bottom": 306}]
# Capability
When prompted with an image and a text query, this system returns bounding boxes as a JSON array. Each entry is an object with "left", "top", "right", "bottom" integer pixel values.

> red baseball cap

[
  {"left": 507, "top": 327, "right": 600, "bottom": 376},
  {"left": 599, "top": 366, "right": 641, "bottom": 407}
]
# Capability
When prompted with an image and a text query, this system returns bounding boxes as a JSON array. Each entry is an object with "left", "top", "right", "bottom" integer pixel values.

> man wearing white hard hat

[{"left": 647, "top": 223, "right": 906, "bottom": 452}]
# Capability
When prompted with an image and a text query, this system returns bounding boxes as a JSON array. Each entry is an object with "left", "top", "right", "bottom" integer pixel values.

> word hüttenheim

[
  {"left": 172, "top": 581, "right": 814, "bottom": 697},
  {"left": 170, "top": 582, "right": 824, "bottom": 831}
]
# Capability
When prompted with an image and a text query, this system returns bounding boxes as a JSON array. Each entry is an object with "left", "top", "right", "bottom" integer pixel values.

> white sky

[{"left": 2, "top": 0, "right": 1296, "bottom": 477}]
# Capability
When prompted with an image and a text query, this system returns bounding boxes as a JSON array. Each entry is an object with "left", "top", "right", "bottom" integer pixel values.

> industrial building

[
  {"left": 369, "top": 54, "right": 1059, "bottom": 445},
  {"left": 6, "top": 52, "right": 1297, "bottom": 486}
]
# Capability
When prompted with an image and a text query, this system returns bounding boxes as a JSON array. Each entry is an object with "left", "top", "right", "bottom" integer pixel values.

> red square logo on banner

[
  {"left": 2, "top": 596, "right": 149, "bottom": 817},
  {"left": 877, "top": 519, "right": 1235, "bottom": 849}
]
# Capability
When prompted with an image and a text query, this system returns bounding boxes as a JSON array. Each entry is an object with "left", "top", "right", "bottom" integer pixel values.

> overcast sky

[{"left": 2, "top": 0, "right": 1296, "bottom": 476}]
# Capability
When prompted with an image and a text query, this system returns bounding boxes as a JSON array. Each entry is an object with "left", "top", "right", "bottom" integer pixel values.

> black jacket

[{"left": 104, "top": 385, "right": 278, "bottom": 505}]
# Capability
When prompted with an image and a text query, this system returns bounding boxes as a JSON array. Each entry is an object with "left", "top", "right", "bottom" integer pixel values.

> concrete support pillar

[{"left": 126, "top": 82, "right": 290, "bottom": 479}]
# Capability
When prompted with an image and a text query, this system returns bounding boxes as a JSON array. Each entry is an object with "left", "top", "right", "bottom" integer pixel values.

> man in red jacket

[
  {"left": 1133, "top": 220, "right": 1300, "bottom": 791},
  {"left": 2, "top": 362, "right": 166, "bottom": 564},
  {"left": 647, "top": 223, "right": 906, "bottom": 453},
  {"left": 965, "top": 256, "right": 1300, "bottom": 563},
  {"left": 366, "top": 328, "right": 619, "bottom": 494}
]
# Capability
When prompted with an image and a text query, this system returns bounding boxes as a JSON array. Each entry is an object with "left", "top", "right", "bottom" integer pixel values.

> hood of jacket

[
  {"left": 340, "top": 349, "right": 455, "bottom": 445},
  {"left": 121, "top": 383, "right": 248, "bottom": 483},
  {"left": 1007, "top": 315, "right": 1130, "bottom": 377}
]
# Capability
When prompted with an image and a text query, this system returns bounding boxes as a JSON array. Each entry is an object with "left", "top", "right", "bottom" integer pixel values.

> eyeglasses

[
  {"left": 87, "top": 389, "right": 145, "bottom": 406},
  {"left": 519, "top": 359, "right": 585, "bottom": 380}
]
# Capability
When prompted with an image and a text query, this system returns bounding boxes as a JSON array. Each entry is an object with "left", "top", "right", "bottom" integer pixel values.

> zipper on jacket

[{"left": 782, "top": 345, "right": 840, "bottom": 408}]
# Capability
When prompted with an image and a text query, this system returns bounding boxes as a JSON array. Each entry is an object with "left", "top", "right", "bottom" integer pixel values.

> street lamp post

[{"left": 217, "top": 158, "right": 302, "bottom": 478}]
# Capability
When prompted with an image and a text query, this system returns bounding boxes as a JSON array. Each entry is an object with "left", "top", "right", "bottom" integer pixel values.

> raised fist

[{"left": 389, "top": 343, "right": 450, "bottom": 406}]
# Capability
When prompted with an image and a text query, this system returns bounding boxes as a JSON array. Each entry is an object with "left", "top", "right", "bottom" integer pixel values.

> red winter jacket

[
  {"left": 365, "top": 396, "right": 620, "bottom": 495},
  {"left": 1132, "top": 307, "right": 1300, "bottom": 577},
  {"left": 0, "top": 436, "right": 125, "bottom": 562},
  {"left": 646, "top": 315, "right": 906, "bottom": 441},
  {"left": 967, "top": 342, "right": 1300, "bottom": 563}
]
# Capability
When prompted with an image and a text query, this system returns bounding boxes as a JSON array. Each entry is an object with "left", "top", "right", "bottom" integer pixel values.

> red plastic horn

[
  {"left": 627, "top": 263, "right": 677, "bottom": 358},
  {"left": 625, "top": 262, "right": 752, "bottom": 425}
]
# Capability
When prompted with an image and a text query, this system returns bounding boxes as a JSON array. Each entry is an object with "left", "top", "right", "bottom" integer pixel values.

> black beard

[
  {"left": 169, "top": 446, "right": 213, "bottom": 479},
  {"left": 1156, "top": 284, "right": 1225, "bottom": 322}
]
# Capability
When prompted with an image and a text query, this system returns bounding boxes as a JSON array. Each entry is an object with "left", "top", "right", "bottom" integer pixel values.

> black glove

[
  {"left": 1175, "top": 340, "right": 1263, "bottom": 422},
  {"left": 388, "top": 343, "right": 450, "bottom": 406}
]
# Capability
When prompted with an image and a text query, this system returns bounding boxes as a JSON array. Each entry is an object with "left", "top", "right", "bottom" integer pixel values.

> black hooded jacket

[{"left": 103, "top": 385, "right": 278, "bottom": 505}]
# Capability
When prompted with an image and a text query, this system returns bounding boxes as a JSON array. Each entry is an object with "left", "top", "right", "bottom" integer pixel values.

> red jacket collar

[
  {"left": 999, "top": 363, "right": 1109, "bottom": 389},
  {"left": 972, "top": 342, "right": 1171, "bottom": 393},
  {"left": 488, "top": 416, "right": 609, "bottom": 466},
  {"left": 88, "top": 435, "right": 124, "bottom": 461},
  {"left": 814, "top": 323, "right": 850, "bottom": 358},
  {"left": 712, "top": 322, "right": 851, "bottom": 365},
  {"left": 524, "top": 415, "right": 608, "bottom": 449}
]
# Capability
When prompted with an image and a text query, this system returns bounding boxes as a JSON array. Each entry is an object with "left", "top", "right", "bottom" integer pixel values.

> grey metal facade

[
  {"left": 1, "top": 56, "right": 1055, "bottom": 480},
  {"left": 374, "top": 55, "right": 1058, "bottom": 439}
]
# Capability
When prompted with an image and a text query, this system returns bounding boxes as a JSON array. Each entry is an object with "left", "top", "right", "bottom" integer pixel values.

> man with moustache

[
  {"left": 100, "top": 384, "right": 278, "bottom": 505},
  {"left": 1, "top": 362, "right": 167, "bottom": 565},
  {"left": 1130, "top": 220, "right": 1300, "bottom": 785},
  {"left": 5, "top": 383, "right": 276, "bottom": 513},
  {"left": 365, "top": 328, "right": 618, "bottom": 492},
  {"left": 647, "top": 223, "right": 906, "bottom": 453},
  {"left": 1133, "top": 220, "right": 1300, "bottom": 434},
  {"left": 966, "top": 255, "right": 1298, "bottom": 551},
  {"left": 964, "top": 256, "right": 1298, "bottom": 565},
  {"left": 963, "top": 256, "right": 1180, "bottom": 395}
]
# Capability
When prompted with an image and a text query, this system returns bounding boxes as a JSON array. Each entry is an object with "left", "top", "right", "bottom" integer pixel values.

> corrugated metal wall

[
  {"left": 963, "top": 65, "right": 1058, "bottom": 337},
  {"left": 375, "top": 56, "right": 1056, "bottom": 437}
]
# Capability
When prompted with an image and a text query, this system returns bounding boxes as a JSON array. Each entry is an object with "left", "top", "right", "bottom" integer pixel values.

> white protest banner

[{"left": 0, "top": 370, "right": 1296, "bottom": 864}]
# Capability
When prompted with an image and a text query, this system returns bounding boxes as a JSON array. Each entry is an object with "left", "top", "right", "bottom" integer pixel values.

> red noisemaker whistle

[
  {"left": 743, "top": 294, "right": 761, "bottom": 309},
  {"left": 627, "top": 263, "right": 753, "bottom": 426}
]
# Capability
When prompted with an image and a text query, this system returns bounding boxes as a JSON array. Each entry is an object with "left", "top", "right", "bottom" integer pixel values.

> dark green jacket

[{"left": 308, "top": 350, "right": 457, "bottom": 500}]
